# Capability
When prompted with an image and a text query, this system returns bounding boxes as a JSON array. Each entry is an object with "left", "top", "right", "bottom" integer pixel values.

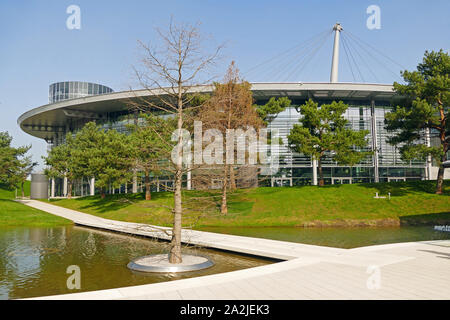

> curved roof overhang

[{"left": 18, "top": 82, "right": 395, "bottom": 141}]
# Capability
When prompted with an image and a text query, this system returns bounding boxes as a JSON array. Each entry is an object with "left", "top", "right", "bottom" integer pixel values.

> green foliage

[
  {"left": 44, "top": 122, "right": 134, "bottom": 196},
  {"left": 44, "top": 133, "right": 80, "bottom": 183},
  {"left": 80, "top": 123, "right": 133, "bottom": 193},
  {"left": 386, "top": 49, "right": 449, "bottom": 164},
  {"left": 128, "top": 113, "right": 176, "bottom": 174},
  {"left": 255, "top": 97, "right": 291, "bottom": 125},
  {"left": 288, "top": 99, "right": 371, "bottom": 167},
  {"left": 0, "top": 131, "right": 34, "bottom": 189}
]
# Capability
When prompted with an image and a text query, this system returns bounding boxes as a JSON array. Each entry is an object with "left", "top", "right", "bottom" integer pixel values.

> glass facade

[
  {"left": 47, "top": 90, "right": 432, "bottom": 197},
  {"left": 49, "top": 81, "right": 113, "bottom": 103},
  {"left": 264, "top": 98, "right": 426, "bottom": 186}
]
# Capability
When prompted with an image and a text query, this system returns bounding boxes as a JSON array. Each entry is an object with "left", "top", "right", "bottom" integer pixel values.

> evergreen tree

[
  {"left": 128, "top": 114, "right": 176, "bottom": 200},
  {"left": 255, "top": 96, "right": 291, "bottom": 125},
  {"left": 288, "top": 99, "right": 371, "bottom": 186},
  {"left": 44, "top": 133, "right": 80, "bottom": 199},
  {"left": 73, "top": 122, "right": 133, "bottom": 198},
  {"left": 0, "top": 132, "right": 34, "bottom": 191},
  {"left": 385, "top": 50, "right": 449, "bottom": 194},
  {"left": 16, "top": 156, "right": 38, "bottom": 198}
]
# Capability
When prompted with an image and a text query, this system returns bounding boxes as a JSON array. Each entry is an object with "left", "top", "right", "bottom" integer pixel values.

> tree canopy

[
  {"left": 255, "top": 96, "right": 291, "bottom": 125},
  {"left": 288, "top": 99, "right": 371, "bottom": 186},
  {"left": 385, "top": 49, "right": 449, "bottom": 194},
  {"left": 0, "top": 132, "right": 35, "bottom": 192},
  {"left": 128, "top": 114, "right": 176, "bottom": 200},
  {"left": 44, "top": 122, "right": 134, "bottom": 198},
  {"left": 198, "top": 61, "right": 262, "bottom": 214}
]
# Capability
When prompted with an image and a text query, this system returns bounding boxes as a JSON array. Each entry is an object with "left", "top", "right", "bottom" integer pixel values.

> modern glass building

[
  {"left": 17, "top": 23, "right": 448, "bottom": 197},
  {"left": 49, "top": 81, "right": 113, "bottom": 103},
  {"left": 18, "top": 81, "right": 445, "bottom": 197}
]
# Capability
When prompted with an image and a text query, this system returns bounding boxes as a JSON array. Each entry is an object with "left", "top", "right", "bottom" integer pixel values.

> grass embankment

[
  {"left": 44, "top": 180, "right": 450, "bottom": 228},
  {"left": 0, "top": 182, "right": 71, "bottom": 227}
]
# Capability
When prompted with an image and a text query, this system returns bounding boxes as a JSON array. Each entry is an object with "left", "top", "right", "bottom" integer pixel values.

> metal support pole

[{"left": 330, "top": 23, "right": 343, "bottom": 83}]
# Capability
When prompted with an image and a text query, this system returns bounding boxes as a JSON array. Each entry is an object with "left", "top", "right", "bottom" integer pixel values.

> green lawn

[
  {"left": 0, "top": 182, "right": 71, "bottom": 227},
  {"left": 44, "top": 180, "right": 450, "bottom": 228}
]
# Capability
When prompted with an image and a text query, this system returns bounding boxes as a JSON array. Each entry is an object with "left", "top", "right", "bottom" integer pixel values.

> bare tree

[{"left": 130, "top": 19, "right": 223, "bottom": 264}]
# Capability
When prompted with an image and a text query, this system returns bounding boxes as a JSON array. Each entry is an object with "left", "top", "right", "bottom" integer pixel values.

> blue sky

[{"left": 0, "top": 0, "right": 449, "bottom": 170}]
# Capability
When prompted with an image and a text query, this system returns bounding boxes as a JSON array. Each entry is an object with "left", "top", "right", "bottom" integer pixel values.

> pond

[
  {"left": 3, "top": 224, "right": 449, "bottom": 299},
  {"left": 198, "top": 225, "right": 450, "bottom": 249},
  {"left": 0, "top": 226, "right": 271, "bottom": 300}
]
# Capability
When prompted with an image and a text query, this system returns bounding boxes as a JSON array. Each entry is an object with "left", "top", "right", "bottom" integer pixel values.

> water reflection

[{"left": 0, "top": 226, "right": 270, "bottom": 300}]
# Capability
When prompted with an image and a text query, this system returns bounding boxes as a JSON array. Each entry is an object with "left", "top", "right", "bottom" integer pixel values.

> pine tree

[
  {"left": 385, "top": 50, "right": 449, "bottom": 194},
  {"left": 288, "top": 99, "right": 371, "bottom": 186}
]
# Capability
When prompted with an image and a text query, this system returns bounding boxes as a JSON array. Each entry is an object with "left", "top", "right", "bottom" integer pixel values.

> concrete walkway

[{"left": 20, "top": 199, "right": 450, "bottom": 300}]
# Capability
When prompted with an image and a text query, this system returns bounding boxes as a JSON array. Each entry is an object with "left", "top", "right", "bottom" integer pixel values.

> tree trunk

[
  {"left": 318, "top": 159, "right": 324, "bottom": 186},
  {"left": 67, "top": 181, "right": 72, "bottom": 199},
  {"left": 21, "top": 182, "right": 25, "bottom": 198},
  {"left": 221, "top": 165, "right": 229, "bottom": 215},
  {"left": 169, "top": 165, "right": 183, "bottom": 264},
  {"left": 169, "top": 88, "right": 184, "bottom": 264},
  {"left": 101, "top": 188, "right": 106, "bottom": 199},
  {"left": 145, "top": 170, "right": 151, "bottom": 200},
  {"left": 436, "top": 154, "right": 446, "bottom": 194},
  {"left": 229, "top": 165, "right": 236, "bottom": 190}
]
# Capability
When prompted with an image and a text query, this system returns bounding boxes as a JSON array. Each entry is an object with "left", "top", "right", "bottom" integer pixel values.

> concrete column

[
  {"left": 90, "top": 177, "right": 95, "bottom": 196},
  {"left": 51, "top": 178, "right": 55, "bottom": 198},
  {"left": 312, "top": 157, "right": 318, "bottom": 186},
  {"left": 187, "top": 170, "right": 192, "bottom": 190},
  {"left": 371, "top": 100, "right": 379, "bottom": 183},
  {"left": 63, "top": 176, "right": 68, "bottom": 197},
  {"left": 425, "top": 127, "right": 432, "bottom": 180},
  {"left": 187, "top": 140, "right": 192, "bottom": 190},
  {"left": 132, "top": 172, "right": 138, "bottom": 193}
]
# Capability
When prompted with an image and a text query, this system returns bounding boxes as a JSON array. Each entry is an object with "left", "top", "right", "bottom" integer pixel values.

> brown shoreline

[{"left": 297, "top": 217, "right": 450, "bottom": 228}]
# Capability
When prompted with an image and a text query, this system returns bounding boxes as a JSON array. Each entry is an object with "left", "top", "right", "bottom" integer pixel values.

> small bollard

[{"left": 388, "top": 192, "right": 391, "bottom": 200}]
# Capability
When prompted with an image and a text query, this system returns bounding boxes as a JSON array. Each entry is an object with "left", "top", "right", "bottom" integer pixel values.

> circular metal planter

[{"left": 127, "top": 254, "right": 214, "bottom": 273}]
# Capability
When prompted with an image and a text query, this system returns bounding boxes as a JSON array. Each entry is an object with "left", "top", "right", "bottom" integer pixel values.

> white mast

[{"left": 330, "top": 22, "right": 343, "bottom": 83}]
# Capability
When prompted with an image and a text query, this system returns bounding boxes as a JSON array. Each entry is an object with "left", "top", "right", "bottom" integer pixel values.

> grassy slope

[
  {"left": 44, "top": 180, "right": 450, "bottom": 228},
  {"left": 0, "top": 182, "right": 71, "bottom": 227}
]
